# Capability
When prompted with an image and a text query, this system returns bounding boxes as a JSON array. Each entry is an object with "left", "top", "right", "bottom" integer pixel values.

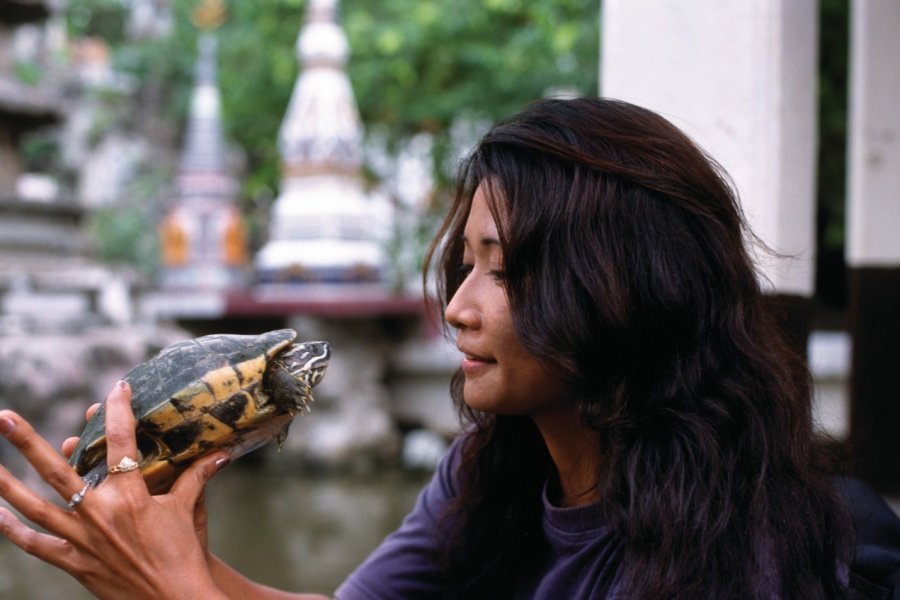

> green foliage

[
  {"left": 13, "top": 60, "right": 43, "bottom": 85},
  {"left": 342, "top": 0, "right": 598, "bottom": 186},
  {"left": 89, "top": 204, "right": 155, "bottom": 274},
  {"left": 20, "top": 131, "right": 60, "bottom": 172},
  {"left": 86, "top": 166, "right": 171, "bottom": 277},
  {"left": 815, "top": 0, "right": 849, "bottom": 312},
  {"left": 67, "top": 0, "right": 129, "bottom": 43},
  {"left": 817, "top": 0, "right": 848, "bottom": 252},
  {"left": 214, "top": 0, "right": 302, "bottom": 199}
]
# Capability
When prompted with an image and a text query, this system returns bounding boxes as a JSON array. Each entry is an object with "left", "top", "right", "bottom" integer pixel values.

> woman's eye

[{"left": 489, "top": 269, "right": 507, "bottom": 282}]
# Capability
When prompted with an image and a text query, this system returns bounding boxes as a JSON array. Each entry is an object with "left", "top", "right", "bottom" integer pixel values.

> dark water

[{"left": 0, "top": 465, "right": 429, "bottom": 599}]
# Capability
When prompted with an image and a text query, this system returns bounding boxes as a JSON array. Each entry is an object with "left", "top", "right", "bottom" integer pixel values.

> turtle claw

[{"left": 275, "top": 423, "right": 291, "bottom": 451}]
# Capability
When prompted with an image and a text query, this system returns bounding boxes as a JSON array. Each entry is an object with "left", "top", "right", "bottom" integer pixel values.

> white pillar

[
  {"left": 846, "top": 1, "right": 900, "bottom": 268},
  {"left": 601, "top": 0, "right": 818, "bottom": 298},
  {"left": 845, "top": 0, "right": 900, "bottom": 492}
]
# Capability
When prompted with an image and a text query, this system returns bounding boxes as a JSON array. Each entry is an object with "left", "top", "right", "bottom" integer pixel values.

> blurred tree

[
  {"left": 68, "top": 0, "right": 129, "bottom": 43},
  {"left": 345, "top": 0, "right": 598, "bottom": 184},
  {"left": 87, "top": 164, "right": 171, "bottom": 277}
]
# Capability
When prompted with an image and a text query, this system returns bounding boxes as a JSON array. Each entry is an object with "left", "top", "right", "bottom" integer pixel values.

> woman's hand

[
  {"left": 0, "top": 380, "right": 230, "bottom": 600},
  {"left": 58, "top": 400, "right": 217, "bottom": 557},
  {"left": 59, "top": 401, "right": 215, "bottom": 556}
]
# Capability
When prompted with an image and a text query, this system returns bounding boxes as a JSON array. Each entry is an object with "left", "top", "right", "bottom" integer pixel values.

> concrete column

[
  {"left": 600, "top": 0, "right": 819, "bottom": 352},
  {"left": 846, "top": 0, "right": 900, "bottom": 493}
]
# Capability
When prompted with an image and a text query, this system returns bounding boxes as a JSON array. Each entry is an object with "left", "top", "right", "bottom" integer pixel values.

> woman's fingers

[
  {"left": 171, "top": 453, "right": 228, "bottom": 556},
  {"left": 61, "top": 436, "right": 78, "bottom": 458},
  {"left": 193, "top": 492, "right": 210, "bottom": 551},
  {"left": 60, "top": 402, "right": 100, "bottom": 457},
  {"left": 0, "top": 462, "right": 80, "bottom": 541},
  {"left": 85, "top": 403, "right": 100, "bottom": 421},
  {"left": 0, "top": 507, "right": 80, "bottom": 573},
  {"left": 171, "top": 453, "right": 229, "bottom": 507},
  {"left": 0, "top": 411, "right": 86, "bottom": 505},
  {"left": 102, "top": 381, "right": 143, "bottom": 492}
]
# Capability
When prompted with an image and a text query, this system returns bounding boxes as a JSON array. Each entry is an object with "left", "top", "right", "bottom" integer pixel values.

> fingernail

[
  {"left": 215, "top": 457, "right": 231, "bottom": 472},
  {"left": 0, "top": 417, "right": 15, "bottom": 435},
  {"left": 117, "top": 380, "right": 129, "bottom": 390}
]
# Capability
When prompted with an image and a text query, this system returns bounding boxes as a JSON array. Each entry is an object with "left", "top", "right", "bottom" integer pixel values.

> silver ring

[
  {"left": 67, "top": 482, "right": 90, "bottom": 510},
  {"left": 108, "top": 456, "right": 139, "bottom": 475}
]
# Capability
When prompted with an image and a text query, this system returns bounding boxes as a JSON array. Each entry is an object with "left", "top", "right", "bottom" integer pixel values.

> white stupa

[{"left": 254, "top": 0, "right": 390, "bottom": 285}]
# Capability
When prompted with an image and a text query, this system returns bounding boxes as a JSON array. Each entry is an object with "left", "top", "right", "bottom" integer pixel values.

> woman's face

[{"left": 445, "top": 185, "right": 568, "bottom": 416}]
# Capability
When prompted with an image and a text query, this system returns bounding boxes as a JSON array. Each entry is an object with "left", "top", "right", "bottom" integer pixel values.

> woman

[{"left": 0, "top": 97, "right": 879, "bottom": 598}]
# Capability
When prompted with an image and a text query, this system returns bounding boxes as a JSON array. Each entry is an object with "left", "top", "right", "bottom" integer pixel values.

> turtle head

[
  {"left": 281, "top": 340, "right": 330, "bottom": 387},
  {"left": 266, "top": 340, "right": 331, "bottom": 411}
]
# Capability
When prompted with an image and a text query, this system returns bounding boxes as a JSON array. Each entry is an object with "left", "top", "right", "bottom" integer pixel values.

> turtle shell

[{"left": 68, "top": 329, "right": 329, "bottom": 494}]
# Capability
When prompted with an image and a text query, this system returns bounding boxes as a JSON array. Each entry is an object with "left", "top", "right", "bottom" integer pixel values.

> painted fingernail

[
  {"left": 117, "top": 380, "right": 129, "bottom": 390},
  {"left": 0, "top": 417, "right": 15, "bottom": 435},
  {"left": 214, "top": 457, "right": 231, "bottom": 472}
]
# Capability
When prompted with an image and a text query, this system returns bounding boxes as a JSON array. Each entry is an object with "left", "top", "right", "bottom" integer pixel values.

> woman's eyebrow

[{"left": 459, "top": 234, "right": 501, "bottom": 248}]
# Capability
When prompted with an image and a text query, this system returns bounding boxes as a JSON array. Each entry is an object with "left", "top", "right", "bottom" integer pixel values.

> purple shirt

[{"left": 335, "top": 436, "right": 623, "bottom": 599}]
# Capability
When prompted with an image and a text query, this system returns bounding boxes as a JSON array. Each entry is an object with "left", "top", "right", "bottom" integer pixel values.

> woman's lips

[{"left": 459, "top": 348, "right": 495, "bottom": 373}]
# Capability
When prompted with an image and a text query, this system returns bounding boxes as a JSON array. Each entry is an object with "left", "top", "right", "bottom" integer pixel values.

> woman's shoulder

[
  {"left": 426, "top": 431, "right": 467, "bottom": 498},
  {"left": 835, "top": 477, "right": 900, "bottom": 598}
]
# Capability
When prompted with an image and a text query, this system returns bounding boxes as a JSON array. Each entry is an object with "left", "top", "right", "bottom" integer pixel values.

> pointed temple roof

[
  {"left": 176, "top": 32, "right": 234, "bottom": 199},
  {"left": 279, "top": 0, "right": 362, "bottom": 177},
  {"left": 158, "top": 26, "right": 247, "bottom": 290},
  {"left": 255, "top": 0, "right": 390, "bottom": 286}
]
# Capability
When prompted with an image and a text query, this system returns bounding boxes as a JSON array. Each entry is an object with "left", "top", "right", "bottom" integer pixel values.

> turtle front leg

[{"left": 264, "top": 363, "right": 315, "bottom": 412}]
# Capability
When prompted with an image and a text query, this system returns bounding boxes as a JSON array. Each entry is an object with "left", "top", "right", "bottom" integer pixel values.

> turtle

[{"left": 69, "top": 329, "right": 330, "bottom": 495}]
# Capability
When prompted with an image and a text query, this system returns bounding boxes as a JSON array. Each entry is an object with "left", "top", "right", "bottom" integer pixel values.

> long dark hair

[{"left": 424, "top": 97, "right": 851, "bottom": 598}]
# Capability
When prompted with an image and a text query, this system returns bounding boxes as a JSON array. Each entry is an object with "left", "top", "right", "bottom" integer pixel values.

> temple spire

[
  {"left": 279, "top": 0, "right": 361, "bottom": 176},
  {"left": 255, "top": 0, "right": 389, "bottom": 286},
  {"left": 159, "top": 0, "right": 247, "bottom": 289},
  {"left": 177, "top": 33, "right": 228, "bottom": 189}
]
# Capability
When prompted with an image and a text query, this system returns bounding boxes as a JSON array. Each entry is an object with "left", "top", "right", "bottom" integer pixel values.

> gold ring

[
  {"left": 109, "top": 456, "right": 140, "bottom": 474},
  {"left": 67, "top": 482, "right": 90, "bottom": 510}
]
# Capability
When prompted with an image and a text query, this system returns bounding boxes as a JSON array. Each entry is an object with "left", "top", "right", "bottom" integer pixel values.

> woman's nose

[{"left": 445, "top": 285, "right": 482, "bottom": 331}]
